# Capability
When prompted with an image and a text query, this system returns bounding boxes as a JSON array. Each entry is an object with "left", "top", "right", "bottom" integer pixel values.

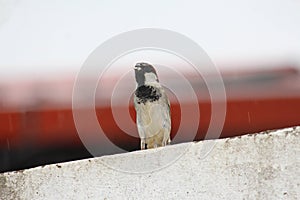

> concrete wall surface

[{"left": 1, "top": 126, "right": 299, "bottom": 200}]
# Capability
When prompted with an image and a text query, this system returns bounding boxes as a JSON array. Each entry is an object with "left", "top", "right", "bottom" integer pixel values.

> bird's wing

[{"left": 160, "top": 90, "right": 171, "bottom": 131}]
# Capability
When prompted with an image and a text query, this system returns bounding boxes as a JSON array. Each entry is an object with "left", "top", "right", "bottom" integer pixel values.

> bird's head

[{"left": 134, "top": 62, "right": 159, "bottom": 87}]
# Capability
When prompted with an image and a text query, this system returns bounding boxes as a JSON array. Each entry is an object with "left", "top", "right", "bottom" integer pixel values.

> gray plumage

[{"left": 133, "top": 62, "right": 171, "bottom": 149}]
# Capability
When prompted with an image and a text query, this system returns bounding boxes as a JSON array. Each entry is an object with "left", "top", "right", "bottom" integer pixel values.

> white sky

[{"left": 0, "top": 0, "right": 300, "bottom": 80}]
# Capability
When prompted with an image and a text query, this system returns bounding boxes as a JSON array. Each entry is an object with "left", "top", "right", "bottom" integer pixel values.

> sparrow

[{"left": 133, "top": 62, "right": 171, "bottom": 150}]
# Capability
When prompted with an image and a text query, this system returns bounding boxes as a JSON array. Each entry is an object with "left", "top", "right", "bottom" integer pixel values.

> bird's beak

[{"left": 134, "top": 66, "right": 141, "bottom": 71}]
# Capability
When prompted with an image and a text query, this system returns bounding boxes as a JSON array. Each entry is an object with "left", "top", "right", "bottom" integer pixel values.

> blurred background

[{"left": 0, "top": 0, "right": 300, "bottom": 173}]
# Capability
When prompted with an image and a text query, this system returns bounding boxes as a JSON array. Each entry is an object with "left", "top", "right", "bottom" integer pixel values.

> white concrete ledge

[{"left": 1, "top": 127, "right": 299, "bottom": 199}]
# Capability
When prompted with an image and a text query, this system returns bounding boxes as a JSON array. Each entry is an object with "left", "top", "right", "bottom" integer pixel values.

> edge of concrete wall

[{"left": 1, "top": 126, "right": 299, "bottom": 199}]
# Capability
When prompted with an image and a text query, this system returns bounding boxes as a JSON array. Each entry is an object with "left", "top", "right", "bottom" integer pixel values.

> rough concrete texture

[{"left": 1, "top": 126, "right": 299, "bottom": 200}]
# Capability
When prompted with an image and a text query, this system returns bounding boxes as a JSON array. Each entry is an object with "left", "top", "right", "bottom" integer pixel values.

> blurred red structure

[
  {"left": 0, "top": 68, "right": 300, "bottom": 147},
  {"left": 0, "top": 65, "right": 299, "bottom": 172}
]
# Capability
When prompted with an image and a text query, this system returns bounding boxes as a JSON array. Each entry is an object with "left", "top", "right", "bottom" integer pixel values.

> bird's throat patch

[{"left": 135, "top": 85, "right": 162, "bottom": 104}]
